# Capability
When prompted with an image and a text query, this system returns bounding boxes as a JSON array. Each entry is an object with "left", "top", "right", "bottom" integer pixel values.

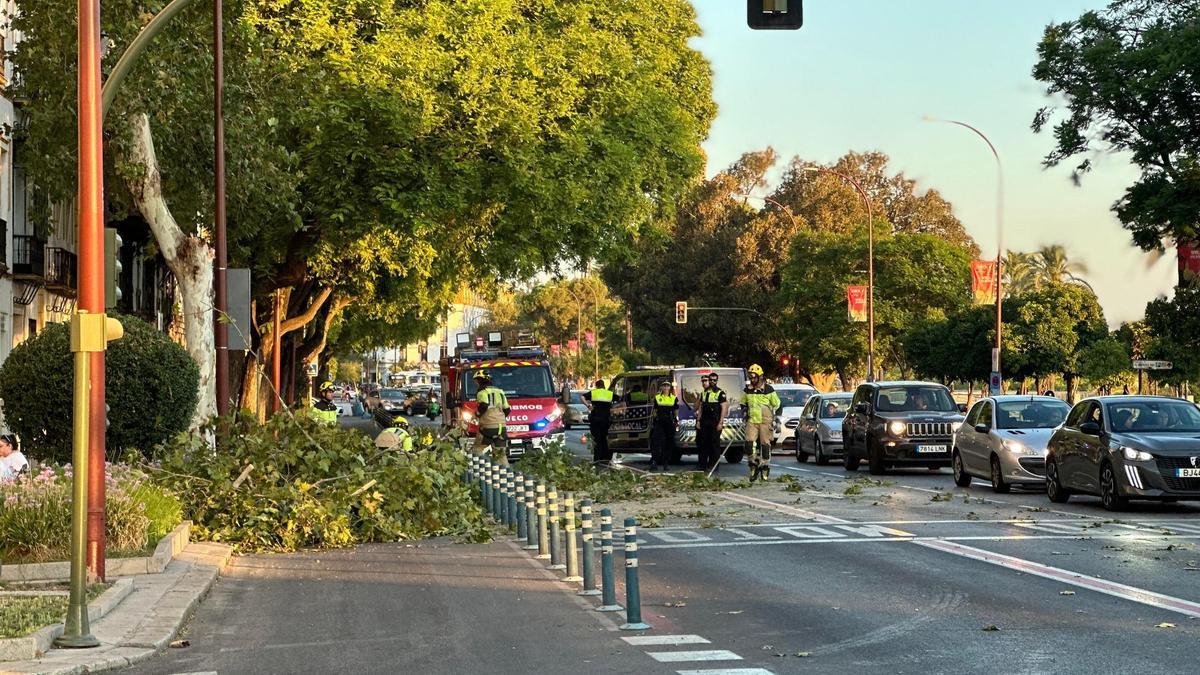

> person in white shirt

[{"left": 0, "top": 433, "right": 28, "bottom": 480}]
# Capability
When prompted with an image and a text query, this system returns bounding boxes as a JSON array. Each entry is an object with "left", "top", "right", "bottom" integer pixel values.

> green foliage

[
  {"left": 0, "top": 316, "right": 199, "bottom": 463},
  {"left": 1143, "top": 286, "right": 1200, "bottom": 386},
  {"left": 1032, "top": 0, "right": 1200, "bottom": 250},
  {"left": 153, "top": 412, "right": 489, "bottom": 551},
  {"left": 0, "top": 586, "right": 108, "bottom": 639},
  {"left": 905, "top": 305, "right": 994, "bottom": 384},
  {"left": 1079, "top": 338, "right": 1133, "bottom": 392},
  {"left": 1005, "top": 283, "right": 1108, "bottom": 382}
]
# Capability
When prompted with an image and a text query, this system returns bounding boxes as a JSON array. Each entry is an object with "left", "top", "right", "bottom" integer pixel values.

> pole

[
  {"left": 272, "top": 290, "right": 282, "bottom": 414},
  {"left": 596, "top": 508, "right": 622, "bottom": 612},
  {"left": 619, "top": 517, "right": 650, "bottom": 630},
  {"left": 578, "top": 499, "right": 600, "bottom": 596},
  {"left": 213, "top": 0, "right": 230, "bottom": 416}
]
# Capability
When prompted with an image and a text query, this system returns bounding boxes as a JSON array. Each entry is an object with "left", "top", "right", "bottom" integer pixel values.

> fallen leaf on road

[
  {"left": 796, "top": 652, "right": 813, "bottom": 658},
  {"left": 1060, "top": 590, "right": 1076, "bottom": 596},
  {"left": 981, "top": 625, "right": 1000, "bottom": 632},
  {"left": 663, "top": 601, "right": 687, "bottom": 607},
  {"left": 1156, "top": 622, "right": 1176, "bottom": 629},
  {"left": 168, "top": 640, "right": 190, "bottom": 649},
  {"left": 761, "top": 645, "right": 775, "bottom": 650}
]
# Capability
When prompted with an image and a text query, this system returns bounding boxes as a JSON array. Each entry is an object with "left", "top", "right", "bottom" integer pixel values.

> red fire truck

[{"left": 439, "top": 344, "right": 564, "bottom": 460}]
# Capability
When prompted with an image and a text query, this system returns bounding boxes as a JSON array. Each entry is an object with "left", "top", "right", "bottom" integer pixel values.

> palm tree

[
  {"left": 1032, "top": 244, "right": 1093, "bottom": 291},
  {"left": 1003, "top": 251, "right": 1037, "bottom": 297}
]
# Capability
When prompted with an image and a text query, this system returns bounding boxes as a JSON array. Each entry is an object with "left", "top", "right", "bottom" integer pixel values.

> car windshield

[
  {"left": 465, "top": 365, "right": 555, "bottom": 398},
  {"left": 819, "top": 397, "right": 853, "bottom": 419},
  {"left": 1106, "top": 400, "right": 1200, "bottom": 433},
  {"left": 995, "top": 399, "right": 1070, "bottom": 429},
  {"left": 875, "top": 386, "right": 958, "bottom": 413},
  {"left": 380, "top": 389, "right": 405, "bottom": 401},
  {"left": 570, "top": 390, "right": 587, "bottom": 405},
  {"left": 678, "top": 369, "right": 746, "bottom": 409},
  {"left": 777, "top": 389, "right": 814, "bottom": 407}
]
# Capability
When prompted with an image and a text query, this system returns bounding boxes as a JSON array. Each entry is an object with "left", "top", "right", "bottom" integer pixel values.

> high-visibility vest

[
  {"left": 744, "top": 385, "right": 781, "bottom": 424},
  {"left": 590, "top": 388, "right": 614, "bottom": 403},
  {"left": 476, "top": 386, "right": 509, "bottom": 428},
  {"left": 310, "top": 406, "right": 338, "bottom": 425},
  {"left": 655, "top": 394, "right": 677, "bottom": 406}
]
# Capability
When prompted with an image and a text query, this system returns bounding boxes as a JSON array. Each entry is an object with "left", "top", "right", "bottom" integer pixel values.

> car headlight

[
  {"left": 462, "top": 410, "right": 474, "bottom": 422},
  {"left": 829, "top": 429, "right": 842, "bottom": 438},
  {"left": 888, "top": 420, "right": 906, "bottom": 436},
  {"left": 545, "top": 407, "right": 562, "bottom": 422},
  {"left": 951, "top": 421, "right": 963, "bottom": 433},
  {"left": 1121, "top": 446, "right": 1153, "bottom": 462},
  {"left": 1002, "top": 438, "right": 1035, "bottom": 455}
]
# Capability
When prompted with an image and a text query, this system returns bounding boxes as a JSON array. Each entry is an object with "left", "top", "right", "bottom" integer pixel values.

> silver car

[
  {"left": 795, "top": 393, "right": 853, "bottom": 465},
  {"left": 773, "top": 383, "right": 818, "bottom": 450},
  {"left": 952, "top": 395, "right": 1072, "bottom": 492},
  {"left": 563, "top": 390, "right": 590, "bottom": 429}
]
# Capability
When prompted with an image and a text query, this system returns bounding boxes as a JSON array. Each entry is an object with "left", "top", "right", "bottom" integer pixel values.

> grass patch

[{"left": 0, "top": 585, "right": 109, "bottom": 639}]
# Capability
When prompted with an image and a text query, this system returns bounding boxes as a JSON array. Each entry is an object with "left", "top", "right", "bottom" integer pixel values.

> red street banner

[
  {"left": 584, "top": 330, "right": 596, "bottom": 349},
  {"left": 550, "top": 344, "right": 561, "bottom": 357},
  {"left": 846, "top": 285, "right": 867, "bottom": 323},
  {"left": 567, "top": 339, "right": 579, "bottom": 355},
  {"left": 971, "top": 260, "right": 998, "bottom": 305},
  {"left": 1180, "top": 243, "right": 1200, "bottom": 285}
]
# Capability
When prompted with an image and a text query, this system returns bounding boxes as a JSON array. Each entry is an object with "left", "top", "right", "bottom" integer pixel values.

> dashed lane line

[
  {"left": 647, "top": 650, "right": 744, "bottom": 663},
  {"left": 622, "top": 635, "right": 711, "bottom": 646},
  {"left": 676, "top": 670, "right": 776, "bottom": 675}
]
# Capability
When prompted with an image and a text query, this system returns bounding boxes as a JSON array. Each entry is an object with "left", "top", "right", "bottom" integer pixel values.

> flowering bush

[{"left": 0, "top": 463, "right": 181, "bottom": 564}]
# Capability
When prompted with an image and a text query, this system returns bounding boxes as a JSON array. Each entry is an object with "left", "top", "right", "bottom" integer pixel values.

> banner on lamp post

[
  {"left": 550, "top": 344, "right": 561, "bottom": 357},
  {"left": 567, "top": 339, "right": 579, "bottom": 355},
  {"left": 846, "top": 285, "right": 867, "bottom": 322},
  {"left": 971, "top": 260, "right": 998, "bottom": 305},
  {"left": 1179, "top": 243, "right": 1200, "bottom": 285},
  {"left": 584, "top": 330, "right": 595, "bottom": 349}
]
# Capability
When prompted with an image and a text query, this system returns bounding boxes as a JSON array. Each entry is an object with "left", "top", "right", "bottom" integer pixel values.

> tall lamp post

[
  {"left": 802, "top": 166, "right": 875, "bottom": 381},
  {"left": 925, "top": 117, "right": 1004, "bottom": 389}
]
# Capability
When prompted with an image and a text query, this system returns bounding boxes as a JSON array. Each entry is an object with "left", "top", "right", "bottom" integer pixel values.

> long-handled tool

[{"left": 706, "top": 437, "right": 735, "bottom": 479}]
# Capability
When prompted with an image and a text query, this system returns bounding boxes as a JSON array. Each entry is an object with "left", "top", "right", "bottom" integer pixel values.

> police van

[{"left": 606, "top": 366, "right": 749, "bottom": 464}]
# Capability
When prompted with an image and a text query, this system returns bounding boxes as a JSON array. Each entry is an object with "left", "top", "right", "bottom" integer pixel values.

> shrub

[
  {"left": 0, "top": 315, "right": 199, "bottom": 463},
  {"left": 0, "top": 464, "right": 181, "bottom": 563},
  {"left": 152, "top": 411, "right": 490, "bottom": 552}
]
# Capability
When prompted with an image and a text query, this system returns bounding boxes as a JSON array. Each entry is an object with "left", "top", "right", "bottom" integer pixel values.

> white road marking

[
  {"left": 622, "top": 635, "right": 711, "bottom": 646},
  {"left": 916, "top": 539, "right": 1200, "bottom": 619},
  {"left": 639, "top": 532, "right": 1200, "bottom": 550},
  {"left": 1017, "top": 504, "right": 1104, "bottom": 519},
  {"left": 717, "top": 492, "right": 851, "bottom": 523},
  {"left": 676, "top": 670, "right": 776, "bottom": 675},
  {"left": 648, "top": 650, "right": 743, "bottom": 662},
  {"left": 645, "top": 529, "right": 714, "bottom": 544}
]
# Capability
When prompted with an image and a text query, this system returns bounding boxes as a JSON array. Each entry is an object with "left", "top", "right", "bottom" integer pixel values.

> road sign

[
  {"left": 675, "top": 301, "right": 687, "bottom": 324},
  {"left": 1132, "top": 360, "right": 1173, "bottom": 370},
  {"left": 306, "top": 362, "right": 319, "bottom": 378},
  {"left": 989, "top": 371, "right": 1002, "bottom": 396}
]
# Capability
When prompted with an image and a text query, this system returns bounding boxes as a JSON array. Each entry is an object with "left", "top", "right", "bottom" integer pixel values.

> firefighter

[
  {"left": 743, "top": 364, "right": 781, "bottom": 481},
  {"left": 649, "top": 380, "right": 678, "bottom": 471},
  {"left": 375, "top": 417, "right": 414, "bottom": 452},
  {"left": 584, "top": 379, "right": 614, "bottom": 467},
  {"left": 311, "top": 381, "right": 339, "bottom": 424},
  {"left": 696, "top": 372, "right": 728, "bottom": 473},
  {"left": 472, "top": 370, "right": 511, "bottom": 464}
]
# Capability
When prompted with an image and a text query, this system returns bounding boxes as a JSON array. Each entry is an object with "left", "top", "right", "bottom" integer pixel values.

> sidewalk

[{"left": 0, "top": 542, "right": 232, "bottom": 675}]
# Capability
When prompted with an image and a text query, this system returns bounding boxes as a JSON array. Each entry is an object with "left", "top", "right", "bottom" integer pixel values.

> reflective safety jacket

[
  {"left": 653, "top": 393, "right": 678, "bottom": 427},
  {"left": 311, "top": 400, "right": 339, "bottom": 425},
  {"left": 588, "top": 388, "right": 614, "bottom": 421},
  {"left": 376, "top": 427, "right": 414, "bottom": 452},
  {"left": 698, "top": 387, "right": 727, "bottom": 424},
  {"left": 743, "top": 384, "right": 781, "bottom": 424},
  {"left": 476, "top": 386, "right": 510, "bottom": 429}
]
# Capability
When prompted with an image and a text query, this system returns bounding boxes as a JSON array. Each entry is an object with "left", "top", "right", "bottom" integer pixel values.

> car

[
  {"left": 1045, "top": 396, "right": 1200, "bottom": 511},
  {"left": 401, "top": 388, "right": 432, "bottom": 416},
  {"left": 772, "top": 383, "right": 818, "bottom": 450},
  {"left": 372, "top": 388, "right": 409, "bottom": 426},
  {"left": 563, "top": 390, "right": 590, "bottom": 429},
  {"left": 842, "top": 381, "right": 965, "bottom": 475},
  {"left": 795, "top": 392, "right": 852, "bottom": 465},
  {"left": 952, "top": 396, "right": 1071, "bottom": 493}
]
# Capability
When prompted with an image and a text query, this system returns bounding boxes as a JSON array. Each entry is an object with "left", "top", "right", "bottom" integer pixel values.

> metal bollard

[
  {"left": 478, "top": 458, "right": 488, "bottom": 508},
  {"left": 595, "top": 508, "right": 622, "bottom": 611},
  {"left": 498, "top": 467, "right": 509, "bottom": 526},
  {"left": 515, "top": 472, "right": 528, "bottom": 540},
  {"left": 506, "top": 469, "right": 518, "bottom": 531},
  {"left": 548, "top": 485, "right": 565, "bottom": 570},
  {"left": 563, "top": 493, "right": 582, "bottom": 582},
  {"left": 523, "top": 477, "right": 538, "bottom": 550},
  {"left": 535, "top": 483, "right": 550, "bottom": 559},
  {"left": 483, "top": 461, "right": 493, "bottom": 514},
  {"left": 578, "top": 499, "right": 600, "bottom": 596},
  {"left": 620, "top": 517, "right": 650, "bottom": 630},
  {"left": 493, "top": 463, "right": 504, "bottom": 521}
]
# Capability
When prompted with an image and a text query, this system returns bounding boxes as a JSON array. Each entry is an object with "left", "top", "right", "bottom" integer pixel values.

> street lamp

[
  {"left": 565, "top": 277, "right": 602, "bottom": 381},
  {"left": 802, "top": 166, "right": 875, "bottom": 381},
  {"left": 736, "top": 193, "right": 800, "bottom": 228},
  {"left": 924, "top": 116, "right": 1004, "bottom": 390}
]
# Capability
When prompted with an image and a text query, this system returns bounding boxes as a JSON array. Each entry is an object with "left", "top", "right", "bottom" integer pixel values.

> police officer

[
  {"left": 375, "top": 417, "right": 414, "bottom": 452},
  {"left": 743, "top": 364, "right": 781, "bottom": 481},
  {"left": 696, "top": 372, "right": 728, "bottom": 472},
  {"left": 584, "top": 379, "right": 614, "bottom": 467},
  {"left": 650, "top": 380, "right": 678, "bottom": 471},
  {"left": 311, "top": 381, "right": 339, "bottom": 424},
  {"left": 472, "top": 370, "right": 511, "bottom": 464}
]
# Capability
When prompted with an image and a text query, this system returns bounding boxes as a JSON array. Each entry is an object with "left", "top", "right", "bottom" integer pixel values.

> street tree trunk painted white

[{"left": 127, "top": 113, "right": 216, "bottom": 427}]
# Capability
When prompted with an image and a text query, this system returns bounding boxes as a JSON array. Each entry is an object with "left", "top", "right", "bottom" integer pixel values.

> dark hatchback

[
  {"left": 842, "top": 381, "right": 965, "bottom": 475},
  {"left": 1045, "top": 396, "right": 1200, "bottom": 511}
]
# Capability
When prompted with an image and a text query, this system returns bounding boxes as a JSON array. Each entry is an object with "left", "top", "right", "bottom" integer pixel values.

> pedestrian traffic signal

[
  {"left": 104, "top": 228, "right": 122, "bottom": 309},
  {"left": 747, "top": 0, "right": 803, "bottom": 30},
  {"left": 675, "top": 301, "right": 687, "bottom": 324}
]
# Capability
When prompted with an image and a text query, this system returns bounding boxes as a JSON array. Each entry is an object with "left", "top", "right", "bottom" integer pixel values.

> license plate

[
  {"left": 508, "top": 425, "right": 530, "bottom": 433},
  {"left": 917, "top": 445, "right": 948, "bottom": 454},
  {"left": 1176, "top": 468, "right": 1200, "bottom": 478}
]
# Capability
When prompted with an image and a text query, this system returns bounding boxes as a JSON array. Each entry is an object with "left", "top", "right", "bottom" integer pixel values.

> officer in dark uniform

[
  {"left": 696, "top": 373, "right": 728, "bottom": 472},
  {"left": 650, "top": 380, "right": 678, "bottom": 471},
  {"left": 584, "top": 379, "right": 614, "bottom": 467}
]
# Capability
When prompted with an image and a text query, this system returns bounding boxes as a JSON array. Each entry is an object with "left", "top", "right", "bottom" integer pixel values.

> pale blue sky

[{"left": 690, "top": 0, "right": 1176, "bottom": 326}]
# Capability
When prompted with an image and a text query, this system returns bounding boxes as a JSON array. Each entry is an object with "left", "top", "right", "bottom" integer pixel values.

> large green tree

[
  {"left": 1143, "top": 286, "right": 1200, "bottom": 386},
  {"left": 1005, "top": 283, "right": 1109, "bottom": 400}
]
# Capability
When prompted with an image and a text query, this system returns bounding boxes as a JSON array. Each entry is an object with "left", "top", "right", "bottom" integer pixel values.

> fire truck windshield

[{"left": 465, "top": 365, "right": 554, "bottom": 399}]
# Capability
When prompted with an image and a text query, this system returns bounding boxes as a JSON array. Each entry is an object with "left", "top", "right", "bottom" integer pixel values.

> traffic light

[
  {"left": 780, "top": 355, "right": 791, "bottom": 367},
  {"left": 104, "top": 228, "right": 122, "bottom": 310},
  {"left": 747, "top": 0, "right": 803, "bottom": 30},
  {"left": 675, "top": 301, "right": 688, "bottom": 324}
]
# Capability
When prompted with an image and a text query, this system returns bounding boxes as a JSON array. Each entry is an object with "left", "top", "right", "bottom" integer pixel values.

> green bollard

[
  {"left": 563, "top": 493, "right": 582, "bottom": 582},
  {"left": 491, "top": 463, "right": 503, "bottom": 520},
  {"left": 499, "top": 467, "right": 510, "bottom": 525},
  {"left": 578, "top": 499, "right": 600, "bottom": 596},
  {"left": 523, "top": 477, "right": 538, "bottom": 550},
  {"left": 596, "top": 508, "right": 622, "bottom": 612},
  {"left": 506, "top": 469, "right": 518, "bottom": 531},
  {"left": 477, "top": 458, "right": 488, "bottom": 508},
  {"left": 548, "top": 485, "right": 565, "bottom": 570},
  {"left": 515, "top": 472, "right": 528, "bottom": 540},
  {"left": 483, "top": 461, "right": 493, "bottom": 513},
  {"left": 620, "top": 517, "right": 651, "bottom": 630},
  {"left": 535, "top": 483, "right": 551, "bottom": 559}
]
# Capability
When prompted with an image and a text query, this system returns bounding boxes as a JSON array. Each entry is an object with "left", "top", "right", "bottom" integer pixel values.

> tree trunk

[
  {"left": 1064, "top": 373, "right": 1077, "bottom": 404},
  {"left": 127, "top": 113, "right": 215, "bottom": 427}
]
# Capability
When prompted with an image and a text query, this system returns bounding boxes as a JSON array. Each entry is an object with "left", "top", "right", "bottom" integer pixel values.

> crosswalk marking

[
  {"left": 676, "top": 670, "right": 776, "bottom": 675},
  {"left": 622, "top": 634, "right": 711, "bottom": 646},
  {"left": 648, "top": 650, "right": 744, "bottom": 662}
]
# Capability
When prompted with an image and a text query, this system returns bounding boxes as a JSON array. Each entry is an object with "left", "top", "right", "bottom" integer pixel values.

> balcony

[
  {"left": 12, "top": 235, "right": 45, "bottom": 279},
  {"left": 45, "top": 247, "right": 79, "bottom": 295}
]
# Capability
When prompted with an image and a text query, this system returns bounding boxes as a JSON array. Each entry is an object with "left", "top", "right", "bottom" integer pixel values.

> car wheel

[
  {"left": 868, "top": 439, "right": 887, "bottom": 476},
  {"left": 796, "top": 436, "right": 809, "bottom": 463},
  {"left": 843, "top": 451, "right": 860, "bottom": 472},
  {"left": 952, "top": 451, "right": 972, "bottom": 487},
  {"left": 405, "top": 405, "right": 413, "bottom": 416},
  {"left": 990, "top": 455, "right": 1011, "bottom": 494},
  {"left": 1100, "top": 463, "right": 1129, "bottom": 512},
  {"left": 725, "top": 447, "right": 745, "bottom": 464},
  {"left": 1046, "top": 459, "right": 1071, "bottom": 504},
  {"left": 814, "top": 439, "right": 828, "bottom": 465},
  {"left": 670, "top": 448, "right": 684, "bottom": 464},
  {"left": 565, "top": 421, "right": 572, "bottom": 430}
]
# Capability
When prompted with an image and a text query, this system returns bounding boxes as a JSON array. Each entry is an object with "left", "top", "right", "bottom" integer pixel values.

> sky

[{"left": 689, "top": 0, "right": 1177, "bottom": 326}]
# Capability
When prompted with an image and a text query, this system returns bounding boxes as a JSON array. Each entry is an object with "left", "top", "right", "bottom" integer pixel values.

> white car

[
  {"left": 772, "top": 383, "right": 818, "bottom": 450},
  {"left": 952, "top": 395, "right": 1071, "bottom": 492}
]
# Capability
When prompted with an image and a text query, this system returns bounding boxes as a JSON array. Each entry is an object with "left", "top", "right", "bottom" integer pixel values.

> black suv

[{"left": 842, "top": 381, "right": 965, "bottom": 475}]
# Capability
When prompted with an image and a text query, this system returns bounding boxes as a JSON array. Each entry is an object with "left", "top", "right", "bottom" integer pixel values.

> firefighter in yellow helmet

[
  {"left": 472, "top": 369, "right": 511, "bottom": 464},
  {"left": 311, "top": 381, "right": 339, "bottom": 425},
  {"left": 743, "top": 364, "right": 780, "bottom": 481},
  {"left": 375, "top": 417, "right": 415, "bottom": 452}
]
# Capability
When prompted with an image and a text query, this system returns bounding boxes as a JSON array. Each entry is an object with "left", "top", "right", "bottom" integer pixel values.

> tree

[
  {"left": 1031, "top": 245, "right": 1093, "bottom": 290},
  {"left": 1032, "top": 0, "right": 1200, "bottom": 254},
  {"left": 1005, "top": 283, "right": 1109, "bottom": 401},
  {"left": 1079, "top": 338, "right": 1133, "bottom": 394},
  {"left": 1143, "top": 286, "right": 1200, "bottom": 386},
  {"left": 905, "top": 305, "right": 994, "bottom": 386}
]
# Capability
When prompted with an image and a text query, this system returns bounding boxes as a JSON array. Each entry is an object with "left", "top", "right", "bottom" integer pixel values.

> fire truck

[{"left": 439, "top": 337, "right": 564, "bottom": 460}]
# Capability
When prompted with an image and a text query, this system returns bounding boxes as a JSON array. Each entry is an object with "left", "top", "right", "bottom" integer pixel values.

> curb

[
  {"left": 0, "top": 579, "right": 134, "bottom": 662},
  {"left": 0, "top": 523, "right": 192, "bottom": 583}
]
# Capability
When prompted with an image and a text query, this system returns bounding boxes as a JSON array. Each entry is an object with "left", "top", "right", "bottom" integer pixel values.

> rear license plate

[
  {"left": 917, "top": 445, "right": 948, "bottom": 453},
  {"left": 507, "top": 425, "right": 530, "bottom": 433},
  {"left": 1176, "top": 468, "right": 1200, "bottom": 478}
]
